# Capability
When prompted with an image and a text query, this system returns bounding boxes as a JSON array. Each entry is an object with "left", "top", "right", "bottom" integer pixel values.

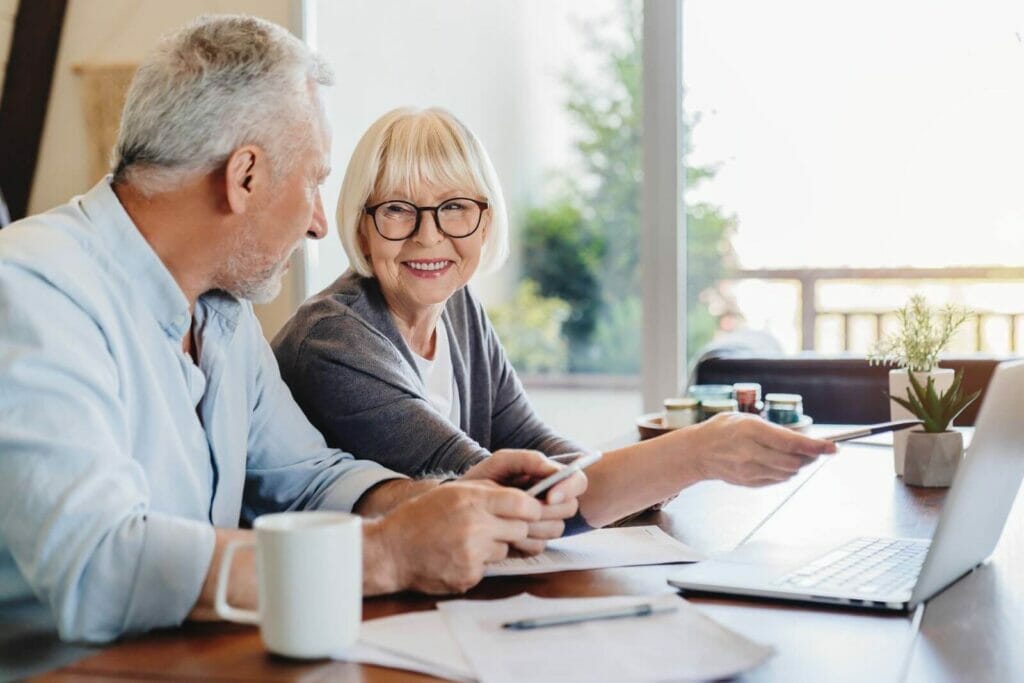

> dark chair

[{"left": 692, "top": 353, "right": 1010, "bottom": 425}]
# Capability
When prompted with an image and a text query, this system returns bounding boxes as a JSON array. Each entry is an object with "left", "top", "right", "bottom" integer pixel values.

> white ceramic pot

[
  {"left": 889, "top": 367, "right": 954, "bottom": 476},
  {"left": 903, "top": 430, "right": 964, "bottom": 487}
]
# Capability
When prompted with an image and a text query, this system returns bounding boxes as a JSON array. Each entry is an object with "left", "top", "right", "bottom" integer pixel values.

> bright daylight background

[
  {"left": 685, "top": 0, "right": 1024, "bottom": 355},
  {"left": 311, "top": 1, "right": 1024, "bottom": 447}
]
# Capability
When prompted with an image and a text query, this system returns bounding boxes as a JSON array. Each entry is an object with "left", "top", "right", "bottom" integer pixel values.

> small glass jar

[
  {"left": 700, "top": 398, "right": 739, "bottom": 422},
  {"left": 732, "top": 382, "right": 762, "bottom": 414},
  {"left": 688, "top": 384, "right": 735, "bottom": 402},
  {"left": 764, "top": 393, "right": 804, "bottom": 425},
  {"left": 663, "top": 397, "right": 698, "bottom": 428}
]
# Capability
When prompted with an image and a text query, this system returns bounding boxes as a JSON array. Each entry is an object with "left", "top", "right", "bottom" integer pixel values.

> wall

[
  {"left": 0, "top": 0, "right": 15, "bottom": 93},
  {"left": 309, "top": 0, "right": 601, "bottom": 306},
  {"left": 26, "top": 0, "right": 302, "bottom": 338}
]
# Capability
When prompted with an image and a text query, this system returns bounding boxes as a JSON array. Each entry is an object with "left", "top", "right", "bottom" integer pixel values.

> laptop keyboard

[{"left": 777, "top": 537, "right": 930, "bottom": 596}]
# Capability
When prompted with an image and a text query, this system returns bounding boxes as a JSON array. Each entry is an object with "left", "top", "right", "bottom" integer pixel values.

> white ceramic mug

[{"left": 215, "top": 511, "right": 362, "bottom": 658}]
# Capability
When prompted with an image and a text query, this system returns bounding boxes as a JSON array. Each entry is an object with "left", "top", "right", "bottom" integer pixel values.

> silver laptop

[{"left": 667, "top": 360, "right": 1024, "bottom": 611}]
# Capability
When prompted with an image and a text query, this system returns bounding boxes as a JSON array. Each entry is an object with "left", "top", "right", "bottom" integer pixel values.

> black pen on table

[
  {"left": 825, "top": 419, "right": 924, "bottom": 443},
  {"left": 502, "top": 602, "right": 677, "bottom": 630}
]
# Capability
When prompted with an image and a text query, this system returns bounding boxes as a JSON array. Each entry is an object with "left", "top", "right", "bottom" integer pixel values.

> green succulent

[{"left": 888, "top": 369, "right": 981, "bottom": 433}]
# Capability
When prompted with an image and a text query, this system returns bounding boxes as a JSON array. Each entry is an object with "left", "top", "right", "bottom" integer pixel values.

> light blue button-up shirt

[{"left": 0, "top": 179, "right": 404, "bottom": 643}]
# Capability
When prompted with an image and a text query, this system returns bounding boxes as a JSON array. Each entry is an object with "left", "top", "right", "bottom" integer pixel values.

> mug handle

[{"left": 214, "top": 539, "right": 260, "bottom": 625}]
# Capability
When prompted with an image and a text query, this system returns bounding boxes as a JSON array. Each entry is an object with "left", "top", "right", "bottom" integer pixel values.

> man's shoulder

[
  {"left": 1, "top": 204, "right": 96, "bottom": 268},
  {"left": 0, "top": 204, "right": 117, "bottom": 310}
]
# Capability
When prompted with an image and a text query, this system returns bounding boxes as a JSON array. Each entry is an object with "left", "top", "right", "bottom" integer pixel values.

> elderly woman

[{"left": 272, "top": 107, "right": 835, "bottom": 529}]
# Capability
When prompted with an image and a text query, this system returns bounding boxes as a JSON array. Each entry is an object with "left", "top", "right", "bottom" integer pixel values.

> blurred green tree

[
  {"left": 520, "top": 201, "right": 605, "bottom": 361},
  {"left": 507, "top": 0, "right": 738, "bottom": 373},
  {"left": 487, "top": 279, "right": 571, "bottom": 373}
]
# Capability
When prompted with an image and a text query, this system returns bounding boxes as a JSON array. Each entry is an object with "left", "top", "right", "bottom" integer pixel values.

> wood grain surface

[{"left": 32, "top": 430, "right": 1022, "bottom": 682}]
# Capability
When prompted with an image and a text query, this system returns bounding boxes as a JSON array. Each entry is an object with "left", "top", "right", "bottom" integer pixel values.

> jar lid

[
  {"left": 664, "top": 397, "right": 698, "bottom": 409},
  {"left": 732, "top": 382, "right": 762, "bottom": 392},
  {"left": 688, "top": 384, "right": 734, "bottom": 398},
  {"left": 765, "top": 393, "right": 802, "bottom": 405}
]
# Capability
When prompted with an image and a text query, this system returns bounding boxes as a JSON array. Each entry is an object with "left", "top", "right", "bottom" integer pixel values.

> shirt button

[{"left": 175, "top": 313, "right": 188, "bottom": 327}]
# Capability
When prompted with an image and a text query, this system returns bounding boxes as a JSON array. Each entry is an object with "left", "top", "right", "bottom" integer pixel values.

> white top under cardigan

[{"left": 412, "top": 321, "right": 461, "bottom": 427}]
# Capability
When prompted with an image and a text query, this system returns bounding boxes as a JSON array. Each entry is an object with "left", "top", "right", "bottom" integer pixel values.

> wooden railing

[{"left": 732, "top": 266, "right": 1024, "bottom": 352}]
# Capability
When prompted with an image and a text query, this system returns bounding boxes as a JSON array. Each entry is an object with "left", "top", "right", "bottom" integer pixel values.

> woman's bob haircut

[{"left": 337, "top": 107, "right": 510, "bottom": 277}]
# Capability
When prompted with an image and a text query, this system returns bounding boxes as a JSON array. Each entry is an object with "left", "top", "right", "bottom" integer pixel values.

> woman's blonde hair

[{"left": 337, "top": 107, "right": 509, "bottom": 277}]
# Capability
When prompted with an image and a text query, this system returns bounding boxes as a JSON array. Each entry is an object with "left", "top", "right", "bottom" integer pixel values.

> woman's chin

[
  {"left": 414, "top": 288, "right": 458, "bottom": 308},
  {"left": 388, "top": 278, "right": 460, "bottom": 309}
]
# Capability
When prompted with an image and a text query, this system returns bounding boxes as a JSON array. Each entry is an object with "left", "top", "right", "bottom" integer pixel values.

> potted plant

[
  {"left": 868, "top": 295, "right": 971, "bottom": 476},
  {"left": 888, "top": 370, "right": 980, "bottom": 487}
]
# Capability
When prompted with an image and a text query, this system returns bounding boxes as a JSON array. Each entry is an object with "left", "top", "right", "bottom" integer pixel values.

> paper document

[
  {"left": 338, "top": 642, "right": 472, "bottom": 682},
  {"left": 438, "top": 593, "right": 774, "bottom": 683},
  {"left": 333, "top": 610, "right": 475, "bottom": 682},
  {"left": 336, "top": 592, "right": 772, "bottom": 682},
  {"left": 485, "top": 525, "right": 705, "bottom": 576}
]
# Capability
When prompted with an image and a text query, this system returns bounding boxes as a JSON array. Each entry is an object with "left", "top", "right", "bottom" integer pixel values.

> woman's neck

[{"left": 386, "top": 297, "right": 445, "bottom": 359}]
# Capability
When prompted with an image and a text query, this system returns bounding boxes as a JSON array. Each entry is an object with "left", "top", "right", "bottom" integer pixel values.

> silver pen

[
  {"left": 825, "top": 419, "right": 923, "bottom": 443},
  {"left": 501, "top": 602, "right": 677, "bottom": 630}
]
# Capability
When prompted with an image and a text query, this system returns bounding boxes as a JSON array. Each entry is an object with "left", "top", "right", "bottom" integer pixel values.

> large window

[
  {"left": 306, "top": 1, "right": 1024, "bottom": 446},
  {"left": 683, "top": 0, "right": 1024, "bottom": 361},
  {"left": 309, "top": 1, "right": 647, "bottom": 446}
]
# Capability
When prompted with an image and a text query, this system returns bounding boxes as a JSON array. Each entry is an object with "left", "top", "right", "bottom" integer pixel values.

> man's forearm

[{"left": 353, "top": 477, "right": 440, "bottom": 517}]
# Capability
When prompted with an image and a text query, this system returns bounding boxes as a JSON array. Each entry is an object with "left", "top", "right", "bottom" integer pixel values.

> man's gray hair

[{"left": 113, "top": 14, "right": 333, "bottom": 195}]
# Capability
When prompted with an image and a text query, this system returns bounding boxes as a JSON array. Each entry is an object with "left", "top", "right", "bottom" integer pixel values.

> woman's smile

[{"left": 402, "top": 258, "right": 454, "bottom": 279}]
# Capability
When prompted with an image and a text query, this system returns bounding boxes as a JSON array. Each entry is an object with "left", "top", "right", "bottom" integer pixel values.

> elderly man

[{"left": 0, "top": 15, "right": 583, "bottom": 643}]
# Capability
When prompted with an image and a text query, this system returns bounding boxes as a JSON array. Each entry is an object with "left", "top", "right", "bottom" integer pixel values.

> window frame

[{"left": 641, "top": 0, "right": 687, "bottom": 411}]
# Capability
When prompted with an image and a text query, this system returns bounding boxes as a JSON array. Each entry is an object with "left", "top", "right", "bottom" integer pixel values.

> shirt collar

[{"left": 76, "top": 177, "right": 241, "bottom": 340}]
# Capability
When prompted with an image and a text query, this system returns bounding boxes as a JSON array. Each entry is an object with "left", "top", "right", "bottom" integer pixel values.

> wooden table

[{"left": 31, "top": 429, "right": 1024, "bottom": 682}]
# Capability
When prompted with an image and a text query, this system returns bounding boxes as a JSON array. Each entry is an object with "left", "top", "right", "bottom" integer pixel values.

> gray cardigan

[{"left": 272, "top": 272, "right": 584, "bottom": 477}]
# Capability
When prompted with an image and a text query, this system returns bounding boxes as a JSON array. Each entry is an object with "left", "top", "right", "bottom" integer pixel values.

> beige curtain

[{"left": 73, "top": 63, "right": 137, "bottom": 182}]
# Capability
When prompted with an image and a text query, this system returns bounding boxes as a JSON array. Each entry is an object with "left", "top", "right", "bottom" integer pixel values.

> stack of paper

[
  {"left": 341, "top": 610, "right": 475, "bottom": 682},
  {"left": 332, "top": 527, "right": 768, "bottom": 681},
  {"left": 336, "top": 593, "right": 773, "bottom": 681},
  {"left": 442, "top": 593, "right": 773, "bottom": 682}
]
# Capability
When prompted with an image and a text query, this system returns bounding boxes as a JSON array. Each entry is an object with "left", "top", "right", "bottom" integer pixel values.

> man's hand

[
  {"left": 690, "top": 413, "right": 837, "bottom": 486},
  {"left": 464, "top": 449, "right": 587, "bottom": 555},
  {"left": 363, "top": 481, "right": 542, "bottom": 595}
]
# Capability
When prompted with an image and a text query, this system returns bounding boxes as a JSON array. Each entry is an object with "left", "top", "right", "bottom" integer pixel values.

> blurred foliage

[
  {"left": 562, "top": 0, "right": 643, "bottom": 304},
  {"left": 686, "top": 195, "right": 738, "bottom": 355},
  {"left": 499, "top": 0, "right": 738, "bottom": 373},
  {"left": 590, "top": 296, "right": 643, "bottom": 374},
  {"left": 521, "top": 201, "right": 605, "bottom": 358},
  {"left": 488, "top": 279, "right": 571, "bottom": 373}
]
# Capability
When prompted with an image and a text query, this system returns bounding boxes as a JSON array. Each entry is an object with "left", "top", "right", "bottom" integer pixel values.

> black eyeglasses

[{"left": 364, "top": 197, "right": 489, "bottom": 241}]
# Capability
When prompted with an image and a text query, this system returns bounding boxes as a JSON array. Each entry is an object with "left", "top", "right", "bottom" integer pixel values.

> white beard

[
  {"left": 218, "top": 231, "right": 297, "bottom": 304},
  {"left": 227, "top": 257, "right": 288, "bottom": 304}
]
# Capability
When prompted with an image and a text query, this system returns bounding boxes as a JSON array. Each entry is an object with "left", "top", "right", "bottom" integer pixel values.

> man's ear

[{"left": 224, "top": 145, "right": 265, "bottom": 214}]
